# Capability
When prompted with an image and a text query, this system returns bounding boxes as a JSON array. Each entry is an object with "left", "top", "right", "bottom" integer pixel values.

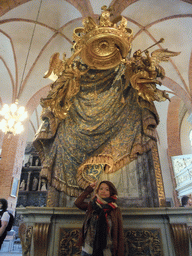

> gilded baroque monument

[
  {"left": 17, "top": 6, "right": 192, "bottom": 256},
  {"left": 33, "top": 6, "right": 179, "bottom": 207}
]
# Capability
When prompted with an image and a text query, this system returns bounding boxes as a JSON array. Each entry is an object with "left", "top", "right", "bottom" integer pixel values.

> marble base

[{"left": 16, "top": 207, "right": 192, "bottom": 256}]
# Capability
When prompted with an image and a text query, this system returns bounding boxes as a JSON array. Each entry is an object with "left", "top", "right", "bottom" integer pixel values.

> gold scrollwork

[
  {"left": 124, "top": 228, "right": 163, "bottom": 256},
  {"left": 59, "top": 228, "right": 81, "bottom": 256},
  {"left": 19, "top": 223, "right": 33, "bottom": 256},
  {"left": 152, "top": 144, "right": 166, "bottom": 207},
  {"left": 59, "top": 228, "right": 163, "bottom": 255}
]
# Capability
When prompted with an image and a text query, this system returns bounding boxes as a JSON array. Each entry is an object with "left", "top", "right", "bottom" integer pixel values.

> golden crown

[{"left": 73, "top": 6, "right": 133, "bottom": 70}]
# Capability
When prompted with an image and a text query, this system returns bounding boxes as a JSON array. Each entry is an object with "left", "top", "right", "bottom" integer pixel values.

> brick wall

[
  {"left": 0, "top": 130, "right": 28, "bottom": 213},
  {"left": 0, "top": 86, "right": 49, "bottom": 214}
]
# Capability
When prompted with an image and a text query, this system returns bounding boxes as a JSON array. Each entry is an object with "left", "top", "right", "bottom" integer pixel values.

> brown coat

[{"left": 74, "top": 186, "right": 125, "bottom": 256}]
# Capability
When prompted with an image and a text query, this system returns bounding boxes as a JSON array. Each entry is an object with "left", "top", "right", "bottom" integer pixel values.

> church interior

[{"left": 0, "top": 0, "right": 192, "bottom": 255}]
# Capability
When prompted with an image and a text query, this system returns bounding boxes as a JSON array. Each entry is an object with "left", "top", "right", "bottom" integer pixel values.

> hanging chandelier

[
  {"left": 0, "top": 100, "right": 27, "bottom": 135},
  {"left": 0, "top": 0, "right": 43, "bottom": 136}
]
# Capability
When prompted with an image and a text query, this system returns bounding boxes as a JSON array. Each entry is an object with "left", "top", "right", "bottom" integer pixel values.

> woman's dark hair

[
  {"left": 181, "top": 195, "right": 189, "bottom": 207},
  {"left": 96, "top": 180, "right": 118, "bottom": 196},
  {"left": 0, "top": 199, "right": 8, "bottom": 211}
]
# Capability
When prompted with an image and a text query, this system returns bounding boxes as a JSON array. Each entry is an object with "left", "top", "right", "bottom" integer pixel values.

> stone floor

[
  {"left": 0, "top": 244, "right": 22, "bottom": 255},
  {"left": 0, "top": 233, "right": 22, "bottom": 255},
  {"left": 0, "top": 253, "right": 22, "bottom": 255}
]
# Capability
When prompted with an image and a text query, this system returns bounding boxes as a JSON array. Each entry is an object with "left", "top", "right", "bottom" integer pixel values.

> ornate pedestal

[{"left": 16, "top": 207, "right": 192, "bottom": 256}]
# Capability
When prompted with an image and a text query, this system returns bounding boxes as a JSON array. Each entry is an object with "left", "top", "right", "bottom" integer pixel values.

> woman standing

[
  {"left": 0, "top": 199, "right": 10, "bottom": 249},
  {"left": 75, "top": 180, "right": 125, "bottom": 256}
]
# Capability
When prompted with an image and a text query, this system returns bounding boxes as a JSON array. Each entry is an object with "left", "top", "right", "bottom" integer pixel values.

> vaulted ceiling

[{"left": 0, "top": 0, "right": 192, "bottom": 145}]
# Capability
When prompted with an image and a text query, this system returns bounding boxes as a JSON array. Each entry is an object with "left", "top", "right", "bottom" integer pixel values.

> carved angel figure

[
  {"left": 44, "top": 52, "right": 67, "bottom": 78},
  {"left": 42, "top": 61, "right": 89, "bottom": 120},
  {"left": 126, "top": 48, "right": 180, "bottom": 102}
]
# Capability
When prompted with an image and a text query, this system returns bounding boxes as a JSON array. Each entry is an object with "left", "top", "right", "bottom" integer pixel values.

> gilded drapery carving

[{"left": 34, "top": 63, "right": 159, "bottom": 196}]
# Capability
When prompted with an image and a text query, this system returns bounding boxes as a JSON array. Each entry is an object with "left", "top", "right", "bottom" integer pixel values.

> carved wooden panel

[
  {"left": 59, "top": 228, "right": 81, "bottom": 256},
  {"left": 19, "top": 223, "right": 33, "bottom": 256},
  {"left": 58, "top": 228, "right": 164, "bottom": 256},
  {"left": 124, "top": 228, "right": 163, "bottom": 256}
]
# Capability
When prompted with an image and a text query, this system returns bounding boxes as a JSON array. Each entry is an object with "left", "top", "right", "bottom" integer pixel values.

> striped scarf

[{"left": 91, "top": 195, "right": 117, "bottom": 256}]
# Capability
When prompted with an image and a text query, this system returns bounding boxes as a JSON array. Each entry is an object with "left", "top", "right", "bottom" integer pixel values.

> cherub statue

[
  {"left": 42, "top": 59, "right": 89, "bottom": 120},
  {"left": 32, "top": 177, "right": 38, "bottom": 191},
  {"left": 19, "top": 179, "right": 25, "bottom": 191},
  {"left": 125, "top": 40, "right": 180, "bottom": 102},
  {"left": 41, "top": 179, "right": 47, "bottom": 191},
  {"left": 44, "top": 52, "right": 67, "bottom": 78}
]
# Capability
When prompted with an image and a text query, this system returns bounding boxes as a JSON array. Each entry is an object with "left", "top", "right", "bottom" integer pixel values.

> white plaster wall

[
  {"left": 180, "top": 112, "right": 192, "bottom": 155},
  {"left": 155, "top": 100, "right": 174, "bottom": 202}
]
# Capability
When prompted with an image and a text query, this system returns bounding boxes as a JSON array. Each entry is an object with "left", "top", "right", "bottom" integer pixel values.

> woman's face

[{"left": 97, "top": 183, "right": 110, "bottom": 198}]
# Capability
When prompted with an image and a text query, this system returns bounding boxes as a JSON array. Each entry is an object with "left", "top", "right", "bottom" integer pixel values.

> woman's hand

[{"left": 90, "top": 181, "right": 97, "bottom": 190}]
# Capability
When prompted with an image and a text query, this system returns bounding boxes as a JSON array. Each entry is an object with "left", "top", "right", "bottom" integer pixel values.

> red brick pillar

[
  {"left": 0, "top": 130, "right": 27, "bottom": 213},
  {"left": 0, "top": 86, "right": 50, "bottom": 213}
]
